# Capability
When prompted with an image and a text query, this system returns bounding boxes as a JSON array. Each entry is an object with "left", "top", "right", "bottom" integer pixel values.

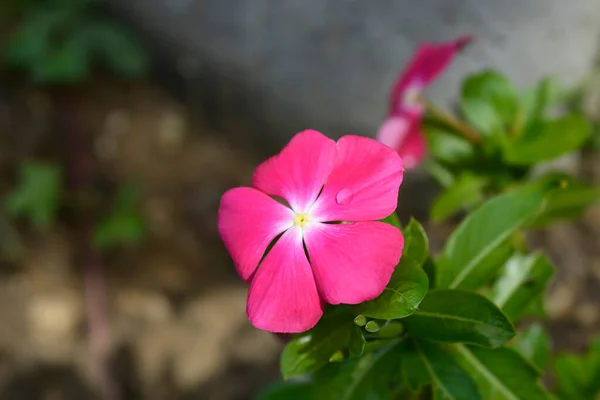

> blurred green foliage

[
  {"left": 3, "top": 161, "right": 62, "bottom": 229},
  {"left": 2, "top": 160, "right": 146, "bottom": 250},
  {"left": 93, "top": 184, "right": 146, "bottom": 251},
  {"left": 554, "top": 336, "right": 600, "bottom": 400},
  {"left": 424, "top": 70, "right": 598, "bottom": 224},
  {"left": 2, "top": 0, "right": 149, "bottom": 83}
]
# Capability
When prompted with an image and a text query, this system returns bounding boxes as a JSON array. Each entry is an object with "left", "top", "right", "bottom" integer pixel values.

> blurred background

[{"left": 1, "top": 0, "right": 600, "bottom": 399}]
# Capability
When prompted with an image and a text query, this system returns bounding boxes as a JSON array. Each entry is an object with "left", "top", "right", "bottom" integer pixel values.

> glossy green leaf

[
  {"left": 255, "top": 380, "right": 313, "bottom": 400},
  {"left": 430, "top": 174, "right": 488, "bottom": 223},
  {"left": 312, "top": 338, "right": 405, "bottom": 400},
  {"left": 453, "top": 345, "right": 553, "bottom": 400},
  {"left": 491, "top": 252, "right": 555, "bottom": 322},
  {"left": 511, "top": 323, "right": 552, "bottom": 371},
  {"left": 280, "top": 308, "right": 353, "bottom": 379},
  {"left": 355, "top": 257, "right": 428, "bottom": 320},
  {"left": 4, "top": 162, "right": 62, "bottom": 229},
  {"left": 414, "top": 340, "right": 482, "bottom": 400},
  {"left": 504, "top": 115, "right": 591, "bottom": 165},
  {"left": 554, "top": 336, "right": 600, "bottom": 400},
  {"left": 404, "top": 290, "right": 515, "bottom": 348},
  {"left": 437, "top": 182, "right": 551, "bottom": 290},
  {"left": 402, "top": 218, "right": 430, "bottom": 265}
]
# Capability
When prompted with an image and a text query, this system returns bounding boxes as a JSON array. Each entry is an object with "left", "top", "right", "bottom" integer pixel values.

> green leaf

[
  {"left": 355, "top": 257, "right": 428, "bottom": 320},
  {"left": 93, "top": 185, "right": 146, "bottom": 250},
  {"left": 519, "top": 77, "right": 560, "bottom": 126},
  {"left": 460, "top": 98, "right": 504, "bottom": 138},
  {"left": 413, "top": 340, "right": 482, "bottom": 400},
  {"left": 382, "top": 212, "right": 402, "bottom": 229},
  {"left": 423, "top": 159, "right": 455, "bottom": 188},
  {"left": 524, "top": 296, "right": 547, "bottom": 319},
  {"left": 404, "top": 289, "right": 515, "bottom": 348},
  {"left": 349, "top": 326, "right": 366, "bottom": 356},
  {"left": 531, "top": 176, "right": 600, "bottom": 227},
  {"left": 511, "top": 323, "right": 551, "bottom": 371},
  {"left": 32, "top": 35, "right": 91, "bottom": 83},
  {"left": 462, "top": 70, "right": 518, "bottom": 125},
  {"left": 86, "top": 21, "right": 149, "bottom": 77},
  {"left": 402, "top": 218, "right": 429, "bottom": 265},
  {"left": 491, "top": 252, "right": 555, "bottom": 322},
  {"left": 401, "top": 343, "right": 430, "bottom": 392},
  {"left": 504, "top": 115, "right": 591, "bottom": 165},
  {"left": 424, "top": 126, "right": 476, "bottom": 165},
  {"left": 368, "top": 320, "right": 404, "bottom": 340},
  {"left": 554, "top": 336, "right": 600, "bottom": 400},
  {"left": 453, "top": 345, "right": 553, "bottom": 400},
  {"left": 4, "top": 9, "right": 67, "bottom": 67},
  {"left": 280, "top": 308, "right": 354, "bottom": 379},
  {"left": 255, "top": 380, "right": 313, "bottom": 400},
  {"left": 422, "top": 257, "right": 437, "bottom": 289},
  {"left": 437, "top": 182, "right": 551, "bottom": 290},
  {"left": 4, "top": 162, "right": 62, "bottom": 229},
  {"left": 430, "top": 174, "right": 488, "bottom": 223},
  {"left": 312, "top": 338, "right": 406, "bottom": 400}
]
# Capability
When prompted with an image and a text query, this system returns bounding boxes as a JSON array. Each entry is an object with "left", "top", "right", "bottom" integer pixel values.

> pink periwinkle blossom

[
  {"left": 218, "top": 130, "right": 404, "bottom": 333},
  {"left": 377, "top": 36, "right": 472, "bottom": 169}
]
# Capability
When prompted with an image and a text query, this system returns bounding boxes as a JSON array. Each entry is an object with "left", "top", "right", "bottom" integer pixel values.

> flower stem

[
  {"left": 422, "top": 99, "right": 482, "bottom": 144},
  {"left": 61, "top": 91, "right": 119, "bottom": 400}
]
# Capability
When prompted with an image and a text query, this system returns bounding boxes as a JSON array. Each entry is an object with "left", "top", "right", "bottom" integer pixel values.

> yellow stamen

[
  {"left": 404, "top": 88, "right": 422, "bottom": 107},
  {"left": 294, "top": 213, "right": 309, "bottom": 227}
]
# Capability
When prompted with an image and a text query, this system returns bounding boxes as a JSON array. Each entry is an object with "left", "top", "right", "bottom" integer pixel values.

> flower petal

[
  {"left": 218, "top": 187, "right": 294, "bottom": 281},
  {"left": 389, "top": 36, "right": 472, "bottom": 115},
  {"left": 247, "top": 227, "right": 324, "bottom": 333},
  {"left": 377, "top": 116, "right": 427, "bottom": 170},
  {"left": 311, "top": 135, "right": 403, "bottom": 222},
  {"left": 377, "top": 116, "right": 411, "bottom": 150},
  {"left": 304, "top": 221, "right": 403, "bottom": 304},
  {"left": 398, "top": 124, "right": 427, "bottom": 170},
  {"left": 252, "top": 129, "right": 337, "bottom": 213}
]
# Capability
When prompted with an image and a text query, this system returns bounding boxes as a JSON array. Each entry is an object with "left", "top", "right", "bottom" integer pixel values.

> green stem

[{"left": 423, "top": 99, "right": 482, "bottom": 144}]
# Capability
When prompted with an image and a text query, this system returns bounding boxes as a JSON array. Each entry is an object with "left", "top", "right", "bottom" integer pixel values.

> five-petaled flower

[
  {"left": 377, "top": 36, "right": 472, "bottom": 169},
  {"left": 218, "top": 130, "right": 404, "bottom": 333}
]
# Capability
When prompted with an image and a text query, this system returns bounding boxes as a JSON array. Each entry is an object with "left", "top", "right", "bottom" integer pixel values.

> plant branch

[
  {"left": 422, "top": 99, "right": 482, "bottom": 144},
  {"left": 61, "top": 92, "right": 119, "bottom": 400}
]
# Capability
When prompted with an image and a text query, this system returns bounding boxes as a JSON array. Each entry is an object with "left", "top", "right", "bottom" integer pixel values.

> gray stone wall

[{"left": 108, "top": 0, "right": 600, "bottom": 148}]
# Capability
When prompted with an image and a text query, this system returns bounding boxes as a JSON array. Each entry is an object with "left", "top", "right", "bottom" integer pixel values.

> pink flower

[
  {"left": 377, "top": 36, "right": 472, "bottom": 169},
  {"left": 218, "top": 130, "right": 404, "bottom": 333}
]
